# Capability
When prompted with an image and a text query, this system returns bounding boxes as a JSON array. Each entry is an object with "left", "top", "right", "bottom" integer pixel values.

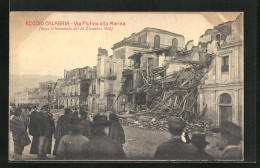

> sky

[{"left": 10, "top": 12, "right": 241, "bottom": 77}]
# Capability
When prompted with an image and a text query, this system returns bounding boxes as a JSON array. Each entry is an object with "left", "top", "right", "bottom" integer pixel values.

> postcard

[{"left": 9, "top": 12, "right": 244, "bottom": 162}]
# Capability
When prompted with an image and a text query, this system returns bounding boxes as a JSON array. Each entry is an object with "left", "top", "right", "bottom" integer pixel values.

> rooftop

[{"left": 112, "top": 27, "right": 184, "bottom": 50}]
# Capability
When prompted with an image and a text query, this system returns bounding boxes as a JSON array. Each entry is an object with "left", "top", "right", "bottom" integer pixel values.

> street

[{"left": 9, "top": 126, "right": 221, "bottom": 161}]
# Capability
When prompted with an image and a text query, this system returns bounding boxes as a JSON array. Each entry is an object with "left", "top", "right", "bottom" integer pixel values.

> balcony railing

[{"left": 107, "top": 73, "right": 117, "bottom": 80}]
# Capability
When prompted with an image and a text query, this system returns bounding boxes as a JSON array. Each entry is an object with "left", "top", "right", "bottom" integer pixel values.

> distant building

[
  {"left": 88, "top": 48, "right": 124, "bottom": 112},
  {"left": 14, "top": 88, "right": 39, "bottom": 105},
  {"left": 53, "top": 78, "right": 65, "bottom": 108},
  {"left": 38, "top": 81, "right": 56, "bottom": 106},
  {"left": 199, "top": 14, "right": 244, "bottom": 126},
  {"left": 59, "top": 66, "right": 94, "bottom": 108}
]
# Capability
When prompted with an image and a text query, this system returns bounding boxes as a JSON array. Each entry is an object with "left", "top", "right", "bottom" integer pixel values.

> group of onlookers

[
  {"left": 10, "top": 105, "right": 242, "bottom": 161},
  {"left": 10, "top": 106, "right": 126, "bottom": 160},
  {"left": 153, "top": 117, "right": 242, "bottom": 160}
]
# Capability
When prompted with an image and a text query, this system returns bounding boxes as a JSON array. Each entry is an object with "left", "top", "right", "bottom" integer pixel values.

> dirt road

[{"left": 9, "top": 126, "right": 220, "bottom": 161}]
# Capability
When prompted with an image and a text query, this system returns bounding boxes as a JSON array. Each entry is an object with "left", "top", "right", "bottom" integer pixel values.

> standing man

[
  {"left": 29, "top": 106, "right": 42, "bottom": 156},
  {"left": 108, "top": 113, "right": 125, "bottom": 148},
  {"left": 82, "top": 115, "right": 125, "bottom": 160},
  {"left": 21, "top": 106, "right": 30, "bottom": 130},
  {"left": 38, "top": 106, "right": 55, "bottom": 160},
  {"left": 154, "top": 117, "right": 197, "bottom": 160},
  {"left": 70, "top": 107, "right": 80, "bottom": 124},
  {"left": 53, "top": 108, "right": 72, "bottom": 156},
  {"left": 10, "top": 108, "right": 31, "bottom": 160},
  {"left": 212, "top": 121, "right": 243, "bottom": 160},
  {"left": 56, "top": 122, "right": 89, "bottom": 160},
  {"left": 79, "top": 109, "right": 93, "bottom": 139},
  {"left": 190, "top": 133, "right": 214, "bottom": 161}
]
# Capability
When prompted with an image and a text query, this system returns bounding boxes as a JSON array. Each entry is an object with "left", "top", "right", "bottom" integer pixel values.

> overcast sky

[{"left": 10, "top": 12, "right": 241, "bottom": 77}]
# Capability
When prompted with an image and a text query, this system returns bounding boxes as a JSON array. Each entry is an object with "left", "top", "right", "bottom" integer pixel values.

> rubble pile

[
  {"left": 117, "top": 54, "right": 216, "bottom": 133},
  {"left": 118, "top": 111, "right": 213, "bottom": 133},
  {"left": 127, "top": 55, "right": 214, "bottom": 121}
]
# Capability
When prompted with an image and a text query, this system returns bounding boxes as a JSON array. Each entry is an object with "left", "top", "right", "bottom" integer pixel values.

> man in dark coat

[
  {"left": 10, "top": 108, "right": 31, "bottom": 160},
  {"left": 29, "top": 106, "right": 42, "bottom": 155},
  {"left": 108, "top": 113, "right": 125, "bottom": 147},
  {"left": 190, "top": 133, "right": 214, "bottom": 161},
  {"left": 212, "top": 121, "right": 243, "bottom": 160},
  {"left": 154, "top": 117, "right": 197, "bottom": 160},
  {"left": 53, "top": 108, "right": 72, "bottom": 156},
  {"left": 70, "top": 108, "right": 80, "bottom": 124},
  {"left": 21, "top": 106, "right": 30, "bottom": 130},
  {"left": 81, "top": 115, "right": 125, "bottom": 160},
  {"left": 38, "top": 106, "right": 55, "bottom": 159},
  {"left": 79, "top": 110, "right": 93, "bottom": 139},
  {"left": 56, "top": 122, "right": 89, "bottom": 160}
]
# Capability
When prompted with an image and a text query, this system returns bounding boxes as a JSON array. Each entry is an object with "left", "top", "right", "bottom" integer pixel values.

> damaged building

[
  {"left": 112, "top": 15, "right": 244, "bottom": 127},
  {"left": 111, "top": 27, "right": 187, "bottom": 112},
  {"left": 198, "top": 14, "right": 244, "bottom": 126},
  {"left": 88, "top": 48, "right": 124, "bottom": 112},
  {"left": 59, "top": 66, "right": 95, "bottom": 108}
]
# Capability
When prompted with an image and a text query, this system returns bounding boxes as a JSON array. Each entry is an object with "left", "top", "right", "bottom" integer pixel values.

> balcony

[{"left": 107, "top": 73, "right": 117, "bottom": 80}]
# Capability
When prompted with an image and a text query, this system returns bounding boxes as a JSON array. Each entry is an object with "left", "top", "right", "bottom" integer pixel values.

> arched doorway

[
  {"left": 218, "top": 93, "right": 232, "bottom": 122},
  {"left": 154, "top": 35, "right": 160, "bottom": 48}
]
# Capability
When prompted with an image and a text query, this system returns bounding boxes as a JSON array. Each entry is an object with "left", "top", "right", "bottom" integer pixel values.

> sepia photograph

[{"left": 9, "top": 12, "right": 244, "bottom": 161}]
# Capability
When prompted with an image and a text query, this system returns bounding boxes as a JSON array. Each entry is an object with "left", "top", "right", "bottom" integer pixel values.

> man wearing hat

[
  {"left": 212, "top": 121, "right": 243, "bottom": 160},
  {"left": 79, "top": 109, "right": 93, "bottom": 139},
  {"left": 56, "top": 120, "right": 89, "bottom": 160},
  {"left": 190, "top": 133, "right": 214, "bottom": 161},
  {"left": 38, "top": 105, "right": 55, "bottom": 159},
  {"left": 20, "top": 106, "right": 30, "bottom": 131},
  {"left": 154, "top": 117, "right": 197, "bottom": 160},
  {"left": 29, "top": 106, "right": 42, "bottom": 156},
  {"left": 10, "top": 108, "right": 31, "bottom": 160},
  {"left": 82, "top": 114, "right": 125, "bottom": 160}
]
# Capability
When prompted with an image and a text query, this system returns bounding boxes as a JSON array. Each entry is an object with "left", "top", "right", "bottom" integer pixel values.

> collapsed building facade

[
  {"left": 111, "top": 27, "right": 186, "bottom": 112},
  {"left": 58, "top": 66, "right": 95, "bottom": 108}
]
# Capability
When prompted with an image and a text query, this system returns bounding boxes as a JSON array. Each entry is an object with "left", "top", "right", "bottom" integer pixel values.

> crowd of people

[{"left": 10, "top": 105, "right": 243, "bottom": 161}]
